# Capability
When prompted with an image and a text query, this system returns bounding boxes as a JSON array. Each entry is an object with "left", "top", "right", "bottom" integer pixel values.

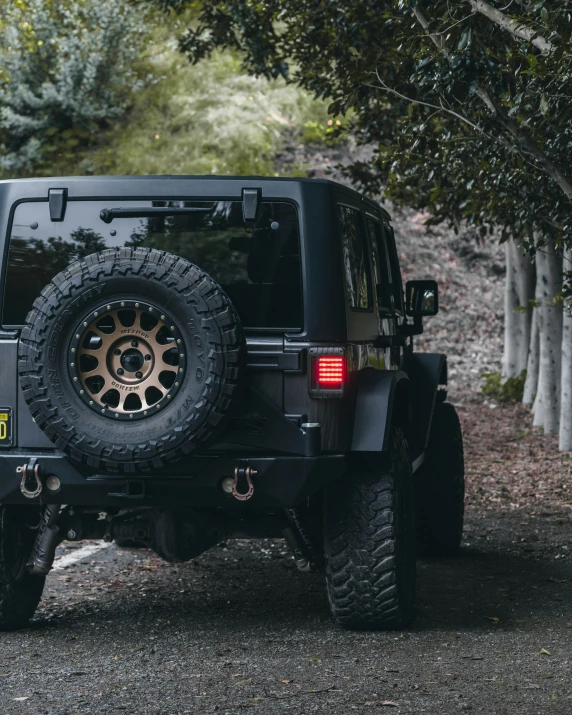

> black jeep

[{"left": 0, "top": 176, "right": 464, "bottom": 630}]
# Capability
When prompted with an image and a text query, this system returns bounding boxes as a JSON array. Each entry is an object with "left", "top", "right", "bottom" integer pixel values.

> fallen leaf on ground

[
  {"left": 487, "top": 617, "right": 500, "bottom": 623},
  {"left": 13, "top": 697, "right": 29, "bottom": 702},
  {"left": 539, "top": 648, "right": 551, "bottom": 655},
  {"left": 281, "top": 679, "right": 292, "bottom": 684},
  {"left": 235, "top": 679, "right": 252, "bottom": 686},
  {"left": 380, "top": 701, "right": 398, "bottom": 707}
]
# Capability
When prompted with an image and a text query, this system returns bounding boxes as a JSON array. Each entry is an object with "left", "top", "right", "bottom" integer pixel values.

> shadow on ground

[{"left": 34, "top": 510, "right": 572, "bottom": 637}]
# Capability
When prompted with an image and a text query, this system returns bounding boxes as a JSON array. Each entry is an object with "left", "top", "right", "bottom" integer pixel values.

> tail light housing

[{"left": 309, "top": 348, "right": 345, "bottom": 398}]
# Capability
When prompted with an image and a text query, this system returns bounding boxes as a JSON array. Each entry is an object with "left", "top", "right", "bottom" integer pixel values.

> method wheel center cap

[{"left": 120, "top": 348, "right": 144, "bottom": 373}]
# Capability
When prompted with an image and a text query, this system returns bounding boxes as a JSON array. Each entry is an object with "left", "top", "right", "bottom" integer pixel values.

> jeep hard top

[{"left": 0, "top": 176, "right": 464, "bottom": 630}]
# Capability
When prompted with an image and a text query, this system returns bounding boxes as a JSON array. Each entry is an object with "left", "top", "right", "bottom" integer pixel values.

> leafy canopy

[{"left": 157, "top": 0, "right": 572, "bottom": 248}]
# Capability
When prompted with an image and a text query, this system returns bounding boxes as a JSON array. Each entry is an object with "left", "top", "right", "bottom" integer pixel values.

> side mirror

[{"left": 405, "top": 280, "right": 439, "bottom": 317}]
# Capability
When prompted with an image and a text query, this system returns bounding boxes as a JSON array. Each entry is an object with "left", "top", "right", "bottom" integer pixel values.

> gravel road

[{"left": 1, "top": 504, "right": 571, "bottom": 714}]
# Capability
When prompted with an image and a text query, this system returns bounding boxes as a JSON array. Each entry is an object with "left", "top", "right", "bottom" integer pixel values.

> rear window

[{"left": 3, "top": 199, "right": 303, "bottom": 330}]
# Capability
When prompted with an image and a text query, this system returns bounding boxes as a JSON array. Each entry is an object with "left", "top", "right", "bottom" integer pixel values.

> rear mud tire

[
  {"left": 18, "top": 248, "right": 245, "bottom": 472},
  {"left": 415, "top": 402, "right": 465, "bottom": 557},
  {"left": 0, "top": 507, "right": 45, "bottom": 631},
  {"left": 324, "top": 428, "right": 416, "bottom": 630}
]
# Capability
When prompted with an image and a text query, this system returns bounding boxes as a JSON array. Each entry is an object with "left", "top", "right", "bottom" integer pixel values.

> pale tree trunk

[
  {"left": 502, "top": 238, "right": 535, "bottom": 379},
  {"left": 523, "top": 308, "right": 539, "bottom": 405},
  {"left": 559, "top": 247, "right": 572, "bottom": 450},
  {"left": 534, "top": 238, "right": 563, "bottom": 435}
]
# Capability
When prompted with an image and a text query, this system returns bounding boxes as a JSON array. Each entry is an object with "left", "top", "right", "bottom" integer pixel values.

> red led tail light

[{"left": 317, "top": 356, "right": 345, "bottom": 386}]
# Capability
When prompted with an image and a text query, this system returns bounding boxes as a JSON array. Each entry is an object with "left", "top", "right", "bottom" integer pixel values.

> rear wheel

[
  {"left": 324, "top": 428, "right": 416, "bottom": 630},
  {"left": 415, "top": 402, "right": 465, "bottom": 557},
  {"left": 0, "top": 507, "right": 45, "bottom": 631}
]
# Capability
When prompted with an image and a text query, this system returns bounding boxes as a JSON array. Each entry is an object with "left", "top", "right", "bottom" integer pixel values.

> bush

[
  {"left": 0, "top": 0, "right": 151, "bottom": 175},
  {"left": 480, "top": 370, "right": 526, "bottom": 402},
  {"left": 302, "top": 118, "right": 348, "bottom": 146}
]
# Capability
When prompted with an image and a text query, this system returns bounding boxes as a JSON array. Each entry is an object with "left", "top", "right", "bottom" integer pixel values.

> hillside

[{"left": 56, "top": 48, "right": 337, "bottom": 179}]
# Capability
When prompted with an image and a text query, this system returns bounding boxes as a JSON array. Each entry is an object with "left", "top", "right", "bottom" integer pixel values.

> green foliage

[
  {"left": 0, "top": 0, "right": 151, "bottom": 175},
  {"left": 302, "top": 117, "right": 348, "bottom": 146},
  {"left": 57, "top": 48, "right": 331, "bottom": 177},
  {"left": 159, "top": 0, "right": 572, "bottom": 253},
  {"left": 481, "top": 370, "right": 527, "bottom": 402}
]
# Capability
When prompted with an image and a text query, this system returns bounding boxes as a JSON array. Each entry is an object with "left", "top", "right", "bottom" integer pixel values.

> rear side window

[
  {"left": 338, "top": 205, "right": 372, "bottom": 310},
  {"left": 385, "top": 225, "right": 404, "bottom": 313},
  {"left": 367, "top": 217, "right": 393, "bottom": 312},
  {"left": 3, "top": 200, "right": 303, "bottom": 330}
]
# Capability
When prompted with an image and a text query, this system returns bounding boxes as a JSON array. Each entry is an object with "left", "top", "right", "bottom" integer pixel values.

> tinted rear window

[{"left": 3, "top": 200, "right": 303, "bottom": 330}]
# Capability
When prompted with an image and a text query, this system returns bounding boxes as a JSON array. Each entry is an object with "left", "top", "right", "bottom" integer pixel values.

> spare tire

[{"left": 18, "top": 248, "right": 245, "bottom": 472}]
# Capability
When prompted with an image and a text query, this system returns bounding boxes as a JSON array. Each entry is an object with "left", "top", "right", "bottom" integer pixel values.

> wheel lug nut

[
  {"left": 117, "top": 368, "right": 124, "bottom": 376},
  {"left": 145, "top": 354, "right": 152, "bottom": 361},
  {"left": 131, "top": 341, "right": 138, "bottom": 348},
  {"left": 114, "top": 349, "right": 121, "bottom": 356},
  {"left": 136, "top": 371, "right": 143, "bottom": 379}
]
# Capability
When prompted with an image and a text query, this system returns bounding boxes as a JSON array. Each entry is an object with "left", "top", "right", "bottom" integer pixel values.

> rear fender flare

[
  {"left": 408, "top": 353, "right": 447, "bottom": 451},
  {"left": 350, "top": 369, "right": 410, "bottom": 453}
]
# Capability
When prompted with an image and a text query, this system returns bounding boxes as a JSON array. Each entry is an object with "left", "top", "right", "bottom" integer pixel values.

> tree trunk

[
  {"left": 523, "top": 307, "right": 539, "bottom": 405},
  {"left": 534, "top": 238, "right": 563, "bottom": 435},
  {"left": 559, "top": 248, "right": 572, "bottom": 450},
  {"left": 502, "top": 238, "right": 535, "bottom": 379}
]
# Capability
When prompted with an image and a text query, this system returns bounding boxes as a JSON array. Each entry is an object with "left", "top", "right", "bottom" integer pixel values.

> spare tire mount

[{"left": 18, "top": 247, "right": 245, "bottom": 472}]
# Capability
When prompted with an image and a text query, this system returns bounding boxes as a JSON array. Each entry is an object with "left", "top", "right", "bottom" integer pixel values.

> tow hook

[
  {"left": 232, "top": 466, "right": 257, "bottom": 501},
  {"left": 17, "top": 457, "right": 43, "bottom": 499}
]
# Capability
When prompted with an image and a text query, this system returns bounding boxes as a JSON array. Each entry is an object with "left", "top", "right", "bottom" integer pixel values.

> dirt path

[{"left": 1, "top": 401, "right": 571, "bottom": 715}]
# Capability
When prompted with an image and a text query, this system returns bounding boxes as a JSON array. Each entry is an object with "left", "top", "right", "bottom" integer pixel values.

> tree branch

[
  {"left": 369, "top": 73, "right": 498, "bottom": 141},
  {"left": 469, "top": 0, "right": 555, "bottom": 53},
  {"left": 412, "top": 6, "right": 572, "bottom": 200}
]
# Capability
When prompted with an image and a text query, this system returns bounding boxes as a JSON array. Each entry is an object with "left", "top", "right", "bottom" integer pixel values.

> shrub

[
  {"left": 480, "top": 370, "right": 527, "bottom": 402},
  {"left": 0, "top": 0, "right": 151, "bottom": 175}
]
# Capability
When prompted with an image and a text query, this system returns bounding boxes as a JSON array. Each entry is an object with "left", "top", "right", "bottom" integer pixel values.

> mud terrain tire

[
  {"left": 415, "top": 402, "right": 465, "bottom": 557},
  {"left": 324, "top": 428, "right": 416, "bottom": 630},
  {"left": 18, "top": 248, "right": 245, "bottom": 472}
]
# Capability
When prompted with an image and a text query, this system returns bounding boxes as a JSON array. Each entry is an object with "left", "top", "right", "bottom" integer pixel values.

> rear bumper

[{"left": 0, "top": 452, "right": 345, "bottom": 510}]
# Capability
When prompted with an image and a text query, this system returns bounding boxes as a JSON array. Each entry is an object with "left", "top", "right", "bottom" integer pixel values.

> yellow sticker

[
  {"left": 0, "top": 413, "right": 7, "bottom": 421},
  {"left": 0, "top": 423, "right": 6, "bottom": 440}
]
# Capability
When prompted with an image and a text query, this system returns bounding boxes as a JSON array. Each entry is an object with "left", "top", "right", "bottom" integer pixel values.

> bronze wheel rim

[{"left": 68, "top": 300, "right": 186, "bottom": 421}]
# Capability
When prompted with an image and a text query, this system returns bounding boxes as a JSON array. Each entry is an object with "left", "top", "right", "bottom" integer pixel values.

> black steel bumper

[{"left": 0, "top": 452, "right": 346, "bottom": 510}]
